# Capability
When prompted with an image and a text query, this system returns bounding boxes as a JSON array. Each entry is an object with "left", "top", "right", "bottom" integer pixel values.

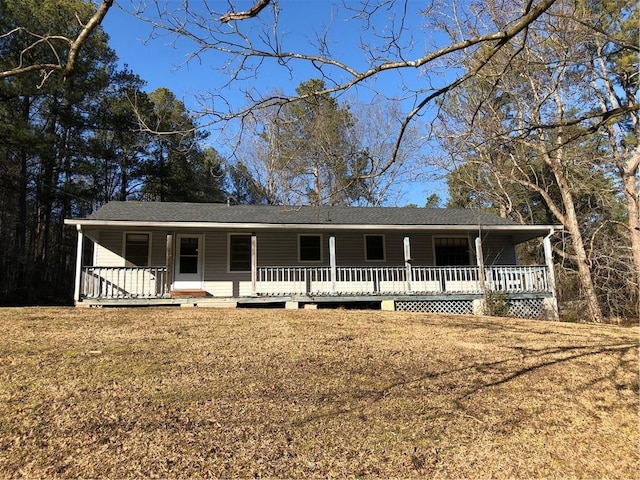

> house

[{"left": 64, "top": 201, "right": 561, "bottom": 318}]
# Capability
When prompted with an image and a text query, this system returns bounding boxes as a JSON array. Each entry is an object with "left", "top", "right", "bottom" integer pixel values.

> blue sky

[{"left": 101, "top": 1, "right": 447, "bottom": 206}]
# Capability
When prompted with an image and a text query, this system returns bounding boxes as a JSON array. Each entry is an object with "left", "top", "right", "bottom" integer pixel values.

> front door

[{"left": 173, "top": 234, "right": 204, "bottom": 290}]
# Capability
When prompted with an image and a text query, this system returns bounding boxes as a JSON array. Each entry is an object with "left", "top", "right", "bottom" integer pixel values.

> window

[
  {"left": 434, "top": 237, "right": 471, "bottom": 266},
  {"left": 229, "top": 234, "right": 251, "bottom": 271},
  {"left": 299, "top": 234, "right": 322, "bottom": 262},
  {"left": 179, "top": 237, "right": 199, "bottom": 274},
  {"left": 365, "top": 234, "right": 385, "bottom": 261},
  {"left": 124, "top": 233, "right": 150, "bottom": 266}
]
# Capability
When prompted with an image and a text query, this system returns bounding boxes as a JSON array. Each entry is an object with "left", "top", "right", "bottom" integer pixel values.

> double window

[
  {"left": 434, "top": 237, "right": 471, "bottom": 266},
  {"left": 124, "top": 233, "right": 150, "bottom": 266}
]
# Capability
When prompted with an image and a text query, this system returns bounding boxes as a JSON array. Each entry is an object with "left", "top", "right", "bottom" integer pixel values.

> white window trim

[
  {"left": 297, "top": 233, "right": 323, "bottom": 263},
  {"left": 175, "top": 233, "right": 205, "bottom": 277},
  {"left": 122, "top": 231, "right": 152, "bottom": 267},
  {"left": 364, "top": 234, "right": 386, "bottom": 262},
  {"left": 432, "top": 235, "right": 472, "bottom": 266},
  {"left": 227, "top": 232, "right": 252, "bottom": 273}
]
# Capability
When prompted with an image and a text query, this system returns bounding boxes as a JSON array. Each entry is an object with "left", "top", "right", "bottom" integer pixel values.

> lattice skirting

[
  {"left": 395, "top": 300, "right": 473, "bottom": 315},
  {"left": 508, "top": 298, "right": 545, "bottom": 319},
  {"left": 395, "top": 298, "right": 546, "bottom": 318}
]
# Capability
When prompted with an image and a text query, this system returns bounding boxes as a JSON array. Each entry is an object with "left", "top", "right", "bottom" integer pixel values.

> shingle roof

[{"left": 84, "top": 201, "right": 521, "bottom": 226}]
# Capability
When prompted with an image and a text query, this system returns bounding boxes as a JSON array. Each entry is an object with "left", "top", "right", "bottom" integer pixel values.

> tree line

[
  {"left": 0, "top": 0, "right": 419, "bottom": 304},
  {"left": 1, "top": 0, "right": 637, "bottom": 321},
  {"left": 0, "top": 0, "right": 229, "bottom": 304}
]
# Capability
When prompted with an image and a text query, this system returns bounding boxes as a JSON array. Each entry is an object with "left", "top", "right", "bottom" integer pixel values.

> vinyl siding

[
  {"left": 92, "top": 230, "right": 167, "bottom": 267},
  {"left": 88, "top": 228, "right": 519, "bottom": 298},
  {"left": 480, "top": 233, "right": 517, "bottom": 265},
  {"left": 93, "top": 231, "right": 124, "bottom": 267},
  {"left": 91, "top": 229, "right": 518, "bottom": 269}
]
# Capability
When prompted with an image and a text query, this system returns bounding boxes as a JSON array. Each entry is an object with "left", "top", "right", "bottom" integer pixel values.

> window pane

[
  {"left": 365, "top": 235, "right": 385, "bottom": 261},
  {"left": 434, "top": 238, "right": 470, "bottom": 266},
  {"left": 125, "top": 233, "right": 149, "bottom": 266},
  {"left": 180, "top": 256, "right": 198, "bottom": 274},
  {"left": 299, "top": 235, "right": 321, "bottom": 262},
  {"left": 230, "top": 235, "right": 251, "bottom": 271},
  {"left": 180, "top": 237, "right": 198, "bottom": 256}
]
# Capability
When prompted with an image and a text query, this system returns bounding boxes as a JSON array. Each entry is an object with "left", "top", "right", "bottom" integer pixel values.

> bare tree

[
  {"left": 129, "top": 1, "right": 563, "bottom": 157},
  {"left": 434, "top": 0, "right": 638, "bottom": 322},
  {"left": 230, "top": 93, "right": 426, "bottom": 206}
]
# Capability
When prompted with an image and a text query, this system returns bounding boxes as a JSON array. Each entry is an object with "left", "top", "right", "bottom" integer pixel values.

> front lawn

[{"left": 0, "top": 308, "right": 637, "bottom": 478}]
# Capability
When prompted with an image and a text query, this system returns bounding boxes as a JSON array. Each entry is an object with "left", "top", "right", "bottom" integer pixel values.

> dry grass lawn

[{"left": 0, "top": 307, "right": 638, "bottom": 478}]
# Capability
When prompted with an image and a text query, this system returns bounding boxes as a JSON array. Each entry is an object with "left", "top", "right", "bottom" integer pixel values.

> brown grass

[{"left": 0, "top": 307, "right": 638, "bottom": 479}]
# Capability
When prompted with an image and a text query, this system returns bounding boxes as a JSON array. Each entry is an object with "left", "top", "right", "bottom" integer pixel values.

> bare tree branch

[
  {"left": 219, "top": 0, "right": 272, "bottom": 23},
  {"left": 0, "top": 0, "right": 113, "bottom": 83}
]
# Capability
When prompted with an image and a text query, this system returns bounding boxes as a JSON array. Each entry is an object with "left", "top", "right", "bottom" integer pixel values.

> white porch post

[
  {"left": 543, "top": 231, "right": 557, "bottom": 295},
  {"left": 251, "top": 234, "right": 257, "bottom": 295},
  {"left": 73, "top": 224, "right": 84, "bottom": 303},
  {"left": 329, "top": 235, "right": 337, "bottom": 293},
  {"left": 403, "top": 236, "right": 412, "bottom": 291},
  {"left": 543, "top": 230, "right": 559, "bottom": 319},
  {"left": 165, "top": 232, "right": 173, "bottom": 296},
  {"left": 475, "top": 236, "right": 486, "bottom": 293}
]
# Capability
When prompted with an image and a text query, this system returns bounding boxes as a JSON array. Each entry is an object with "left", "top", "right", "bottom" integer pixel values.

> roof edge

[{"left": 64, "top": 218, "right": 563, "bottom": 232}]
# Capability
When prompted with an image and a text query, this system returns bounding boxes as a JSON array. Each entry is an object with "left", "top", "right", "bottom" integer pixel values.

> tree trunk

[
  {"left": 621, "top": 150, "right": 640, "bottom": 312},
  {"left": 550, "top": 158, "right": 605, "bottom": 323}
]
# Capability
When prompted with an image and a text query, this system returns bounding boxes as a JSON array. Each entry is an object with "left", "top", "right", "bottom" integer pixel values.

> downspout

[
  {"left": 73, "top": 224, "right": 84, "bottom": 304},
  {"left": 474, "top": 233, "right": 487, "bottom": 316},
  {"left": 543, "top": 228, "right": 559, "bottom": 320}
]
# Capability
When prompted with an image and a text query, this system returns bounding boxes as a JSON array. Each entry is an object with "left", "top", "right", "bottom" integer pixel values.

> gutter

[{"left": 64, "top": 218, "right": 564, "bottom": 233}]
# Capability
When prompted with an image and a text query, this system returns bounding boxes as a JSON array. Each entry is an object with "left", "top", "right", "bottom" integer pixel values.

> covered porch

[
  {"left": 78, "top": 263, "right": 551, "bottom": 299},
  {"left": 66, "top": 202, "right": 560, "bottom": 318}
]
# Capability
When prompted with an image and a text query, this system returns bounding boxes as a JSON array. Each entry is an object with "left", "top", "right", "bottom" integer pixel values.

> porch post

[
  {"left": 475, "top": 236, "right": 486, "bottom": 293},
  {"left": 165, "top": 233, "right": 173, "bottom": 297},
  {"left": 403, "top": 236, "right": 412, "bottom": 291},
  {"left": 251, "top": 234, "right": 257, "bottom": 295},
  {"left": 543, "top": 230, "right": 559, "bottom": 319},
  {"left": 73, "top": 225, "right": 84, "bottom": 303},
  {"left": 329, "top": 235, "right": 336, "bottom": 293},
  {"left": 543, "top": 231, "right": 557, "bottom": 295}
]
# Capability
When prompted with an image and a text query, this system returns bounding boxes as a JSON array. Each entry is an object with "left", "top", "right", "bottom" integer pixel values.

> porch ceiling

[{"left": 65, "top": 220, "right": 554, "bottom": 242}]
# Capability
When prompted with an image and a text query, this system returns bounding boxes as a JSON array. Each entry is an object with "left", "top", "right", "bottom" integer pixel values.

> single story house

[{"left": 64, "top": 201, "right": 561, "bottom": 318}]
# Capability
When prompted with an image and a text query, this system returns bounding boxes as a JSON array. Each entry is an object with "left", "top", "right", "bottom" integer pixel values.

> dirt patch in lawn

[{"left": 0, "top": 307, "right": 637, "bottom": 478}]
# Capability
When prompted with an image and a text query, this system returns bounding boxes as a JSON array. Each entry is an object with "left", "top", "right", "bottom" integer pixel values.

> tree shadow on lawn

[{"left": 293, "top": 340, "right": 638, "bottom": 426}]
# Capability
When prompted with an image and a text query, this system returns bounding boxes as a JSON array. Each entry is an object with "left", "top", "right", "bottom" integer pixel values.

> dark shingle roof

[{"left": 85, "top": 201, "right": 520, "bottom": 226}]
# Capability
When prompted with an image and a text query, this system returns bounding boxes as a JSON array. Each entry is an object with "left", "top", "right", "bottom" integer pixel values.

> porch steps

[
  {"left": 170, "top": 290, "right": 208, "bottom": 298},
  {"left": 180, "top": 299, "right": 238, "bottom": 308}
]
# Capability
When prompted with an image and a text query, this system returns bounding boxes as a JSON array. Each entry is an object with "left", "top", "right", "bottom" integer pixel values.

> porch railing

[
  {"left": 256, "top": 265, "right": 550, "bottom": 296},
  {"left": 81, "top": 266, "right": 168, "bottom": 299},
  {"left": 80, "top": 264, "right": 549, "bottom": 299}
]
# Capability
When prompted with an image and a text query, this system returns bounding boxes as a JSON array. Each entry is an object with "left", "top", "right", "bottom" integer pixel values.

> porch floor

[{"left": 77, "top": 291, "right": 552, "bottom": 307}]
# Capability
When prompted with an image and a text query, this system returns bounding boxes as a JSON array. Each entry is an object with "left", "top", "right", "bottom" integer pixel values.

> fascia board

[{"left": 64, "top": 218, "right": 563, "bottom": 233}]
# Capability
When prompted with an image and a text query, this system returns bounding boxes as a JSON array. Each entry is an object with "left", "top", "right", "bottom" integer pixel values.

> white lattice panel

[
  {"left": 509, "top": 299, "right": 545, "bottom": 319},
  {"left": 396, "top": 300, "right": 473, "bottom": 315}
]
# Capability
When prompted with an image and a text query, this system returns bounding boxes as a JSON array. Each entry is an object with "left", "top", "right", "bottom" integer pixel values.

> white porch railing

[
  {"left": 81, "top": 266, "right": 168, "bottom": 299},
  {"left": 485, "top": 265, "right": 549, "bottom": 293},
  {"left": 256, "top": 265, "right": 550, "bottom": 296},
  {"left": 80, "top": 265, "right": 550, "bottom": 299}
]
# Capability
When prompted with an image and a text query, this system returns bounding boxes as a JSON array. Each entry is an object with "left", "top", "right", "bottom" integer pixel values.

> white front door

[{"left": 173, "top": 234, "right": 204, "bottom": 290}]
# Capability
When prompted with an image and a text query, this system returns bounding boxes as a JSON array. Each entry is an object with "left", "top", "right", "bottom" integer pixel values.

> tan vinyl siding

[
  {"left": 94, "top": 231, "right": 124, "bottom": 266},
  {"left": 255, "top": 231, "right": 299, "bottom": 266},
  {"left": 203, "top": 231, "right": 227, "bottom": 277},
  {"left": 481, "top": 234, "right": 517, "bottom": 265},
  {"left": 92, "top": 229, "right": 518, "bottom": 270},
  {"left": 150, "top": 232, "right": 167, "bottom": 266},
  {"left": 93, "top": 230, "right": 167, "bottom": 267}
]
